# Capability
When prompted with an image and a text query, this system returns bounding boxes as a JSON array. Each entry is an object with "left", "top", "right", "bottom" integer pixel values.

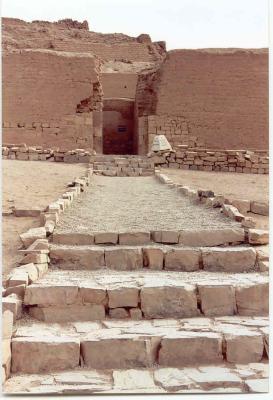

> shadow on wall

[{"left": 103, "top": 98, "right": 136, "bottom": 155}]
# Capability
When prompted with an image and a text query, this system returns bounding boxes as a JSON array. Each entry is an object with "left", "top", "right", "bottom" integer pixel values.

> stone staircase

[
  {"left": 90, "top": 154, "right": 155, "bottom": 176},
  {"left": 5, "top": 225, "right": 269, "bottom": 394}
]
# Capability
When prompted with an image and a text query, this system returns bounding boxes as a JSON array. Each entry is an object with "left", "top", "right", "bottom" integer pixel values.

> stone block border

[
  {"left": 155, "top": 171, "right": 269, "bottom": 244},
  {"left": 1, "top": 164, "right": 93, "bottom": 383}
]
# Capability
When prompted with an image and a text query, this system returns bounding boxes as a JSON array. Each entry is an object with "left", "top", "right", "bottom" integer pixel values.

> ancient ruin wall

[
  {"left": 101, "top": 73, "right": 137, "bottom": 99},
  {"left": 153, "top": 49, "right": 268, "bottom": 150},
  {"left": 2, "top": 49, "right": 102, "bottom": 150}
]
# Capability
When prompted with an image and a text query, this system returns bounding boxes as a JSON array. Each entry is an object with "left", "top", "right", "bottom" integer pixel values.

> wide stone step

[
  {"left": 11, "top": 316, "right": 268, "bottom": 373},
  {"left": 49, "top": 243, "right": 259, "bottom": 273},
  {"left": 52, "top": 228, "right": 247, "bottom": 247},
  {"left": 23, "top": 270, "right": 269, "bottom": 322},
  {"left": 4, "top": 363, "right": 269, "bottom": 394}
]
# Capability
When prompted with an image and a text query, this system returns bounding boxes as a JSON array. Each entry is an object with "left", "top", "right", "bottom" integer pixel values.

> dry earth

[
  {"left": 162, "top": 169, "right": 269, "bottom": 229},
  {"left": 2, "top": 160, "right": 87, "bottom": 279}
]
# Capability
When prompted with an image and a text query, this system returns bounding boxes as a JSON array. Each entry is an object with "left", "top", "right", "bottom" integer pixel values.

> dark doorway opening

[{"left": 103, "top": 98, "right": 136, "bottom": 155}]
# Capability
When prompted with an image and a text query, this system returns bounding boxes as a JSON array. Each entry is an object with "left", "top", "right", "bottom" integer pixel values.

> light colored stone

[
  {"left": 53, "top": 233, "right": 94, "bottom": 245},
  {"left": 129, "top": 308, "right": 142, "bottom": 319},
  {"left": 154, "top": 368, "right": 197, "bottom": 391},
  {"left": 11, "top": 337, "right": 80, "bottom": 373},
  {"left": 165, "top": 248, "right": 200, "bottom": 271},
  {"left": 159, "top": 331, "right": 223, "bottom": 366},
  {"left": 250, "top": 201, "right": 269, "bottom": 216},
  {"left": 81, "top": 337, "right": 156, "bottom": 368},
  {"left": 241, "top": 217, "right": 256, "bottom": 229},
  {"left": 50, "top": 247, "right": 105, "bottom": 269},
  {"left": 105, "top": 248, "right": 143, "bottom": 270},
  {"left": 141, "top": 285, "right": 199, "bottom": 318},
  {"left": 19, "top": 253, "right": 48, "bottom": 265},
  {"left": 186, "top": 366, "right": 242, "bottom": 390},
  {"left": 152, "top": 231, "right": 178, "bottom": 244},
  {"left": 143, "top": 247, "right": 164, "bottom": 270},
  {"left": 113, "top": 370, "right": 160, "bottom": 393},
  {"left": 225, "top": 331, "right": 264, "bottom": 363},
  {"left": 20, "top": 227, "right": 47, "bottom": 248},
  {"left": 198, "top": 285, "right": 236, "bottom": 316},
  {"left": 8, "top": 272, "right": 29, "bottom": 287},
  {"left": 24, "top": 285, "right": 78, "bottom": 306},
  {"left": 119, "top": 232, "right": 150, "bottom": 245},
  {"left": 2, "top": 295, "right": 22, "bottom": 322},
  {"left": 222, "top": 204, "right": 245, "bottom": 222},
  {"left": 151, "top": 135, "right": 172, "bottom": 152},
  {"left": 202, "top": 247, "right": 257, "bottom": 272},
  {"left": 109, "top": 308, "right": 129, "bottom": 319},
  {"left": 13, "top": 208, "right": 42, "bottom": 217},
  {"left": 29, "top": 305, "right": 105, "bottom": 322},
  {"left": 2, "top": 310, "right": 13, "bottom": 339},
  {"left": 179, "top": 228, "right": 245, "bottom": 246},
  {"left": 245, "top": 379, "right": 269, "bottom": 393},
  {"left": 235, "top": 283, "right": 269, "bottom": 315},
  {"left": 95, "top": 232, "right": 118, "bottom": 244},
  {"left": 248, "top": 229, "right": 269, "bottom": 245},
  {"left": 231, "top": 199, "right": 251, "bottom": 214},
  {"left": 108, "top": 287, "right": 139, "bottom": 308},
  {"left": 79, "top": 285, "right": 107, "bottom": 304}
]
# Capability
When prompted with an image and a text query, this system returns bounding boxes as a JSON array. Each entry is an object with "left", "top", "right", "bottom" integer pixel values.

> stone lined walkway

[{"left": 56, "top": 176, "right": 240, "bottom": 233}]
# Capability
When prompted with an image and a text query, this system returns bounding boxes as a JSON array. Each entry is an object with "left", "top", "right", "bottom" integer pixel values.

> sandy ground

[
  {"left": 56, "top": 175, "right": 240, "bottom": 234},
  {"left": 162, "top": 169, "right": 269, "bottom": 203},
  {"left": 2, "top": 160, "right": 87, "bottom": 279},
  {"left": 163, "top": 169, "right": 269, "bottom": 230}
]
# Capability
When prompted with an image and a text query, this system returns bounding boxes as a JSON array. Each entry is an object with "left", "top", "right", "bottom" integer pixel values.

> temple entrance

[{"left": 103, "top": 98, "right": 136, "bottom": 155}]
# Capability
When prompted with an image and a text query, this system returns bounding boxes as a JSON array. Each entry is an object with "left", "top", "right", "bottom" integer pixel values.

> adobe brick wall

[
  {"left": 2, "top": 49, "right": 102, "bottom": 150},
  {"left": 2, "top": 17, "right": 165, "bottom": 62},
  {"left": 154, "top": 49, "right": 268, "bottom": 150},
  {"left": 101, "top": 73, "right": 137, "bottom": 99}
]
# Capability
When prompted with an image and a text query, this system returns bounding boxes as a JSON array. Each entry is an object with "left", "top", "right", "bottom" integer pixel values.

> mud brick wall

[
  {"left": 154, "top": 49, "right": 268, "bottom": 150},
  {"left": 2, "top": 49, "right": 102, "bottom": 150},
  {"left": 101, "top": 73, "right": 138, "bottom": 99},
  {"left": 152, "top": 149, "right": 269, "bottom": 174},
  {"left": 147, "top": 115, "right": 206, "bottom": 151}
]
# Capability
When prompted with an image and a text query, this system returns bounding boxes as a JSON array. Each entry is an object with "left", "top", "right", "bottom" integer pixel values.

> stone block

[
  {"left": 52, "top": 233, "right": 94, "bottom": 245},
  {"left": 165, "top": 248, "right": 200, "bottom": 271},
  {"left": 2, "top": 295, "right": 22, "bottom": 322},
  {"left": 50, "top": 247, "right": 105, "bottom": 269},
  {"left": 143, "top": 247, "right": 164, "bottom": 270},
  {"left": 81, "top": 337, "right": 156, "bottom": 368},
  {"left": 109, "top": 308, "right": 129, "bottom": 319},
  {"left": 202, "top": 247, "right": 257, "bottom": 272},
  {"left": 141, "top": 285, "right": 199, "bottom": 318},
  {"left": 105, "top": 248, "right": 143, "bottom": 270},
  {"left": 235, "top": 283, "right": 269, "bottom": 315},
  {"left": 13, "top": 208, "right": 42, "bottom": 217},
  {"left": 225, "top": 331, "right": 264, "bottom": 363},
  {"left": 159, "top": 332, "right": 223, "bottom": 366},
  {"left": 129, "top": 308, "right": 143, "bottom": 320},
  {"left": 19, "top": 253, "right": 48, "bottom": 265},
  {"left": 151, "top": 231, "right": 179, "bottom": 244},
  {"left": 179, "top": 229, "right": 245, "bottom": 246},
  {"left": 2, "top": 310, "right": 13, "bottom": 339},
  {"left": 24, "top": 285, "right": 78, "bottom": 306},
  {"left": 198, "top": 285, "right": 236, "bottom": 316},
  {"left": 231, "top": 199, "right": 251, "bottom": 214},
  {"left": 79, "top": 285, "right": 107, "bottom": 305},
  {"left": 250, "top": 201, "right": 269, "bottom": 216},
  {"left": 11, "top": 337, "right": 80, "bottom": 373},
  {"left": 119, "top": 232, "right": 150, "bottom": 245},
  {"left": 29, "top": 305, "right": 105, "bottom": 322},
  {"left": 245, "top": 379, "right": 269, "bottom": 393},
  {"left": 8, "top": 272, "right": 29, "bottom": 287},
  {"left": 248, "top": 229, "right": 269, "bottom": 245},
  {"left": 222, "top": 204, "right": 245, "bottom": 222},
  {"left": 2, "top": 340, "right": 11, "bottom": 370},
  {"left": 108, "top": 287, "right": 139, "bottom": 308},
  {"left": 94, "top": 232, "right": 118, "bottom": 244},
  {"left": 20, "top": 227, "right": 47, "bottom": 248},
  {"left": 4, "top": 285, "right": 26, "bottom": 299},
  {"left": 15, "top": 263, "right": 39, "bottom": 283}
]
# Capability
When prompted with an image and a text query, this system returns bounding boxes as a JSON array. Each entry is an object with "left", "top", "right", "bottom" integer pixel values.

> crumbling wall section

[{"left": 2, "top": 49, "right": 103, "bottom": 150}]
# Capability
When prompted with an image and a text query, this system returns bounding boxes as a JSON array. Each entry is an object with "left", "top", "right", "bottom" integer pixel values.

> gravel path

[{"left": 56, "top": 175, "right": 239, "bottom": 233}]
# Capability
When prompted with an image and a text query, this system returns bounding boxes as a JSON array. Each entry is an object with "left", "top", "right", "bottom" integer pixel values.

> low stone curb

[
  {"left": 1, "top": 165, "right": 93, "bottom": 383},
  {"left": 154, "top": 171, "right": 269, "bottom": 246}
]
